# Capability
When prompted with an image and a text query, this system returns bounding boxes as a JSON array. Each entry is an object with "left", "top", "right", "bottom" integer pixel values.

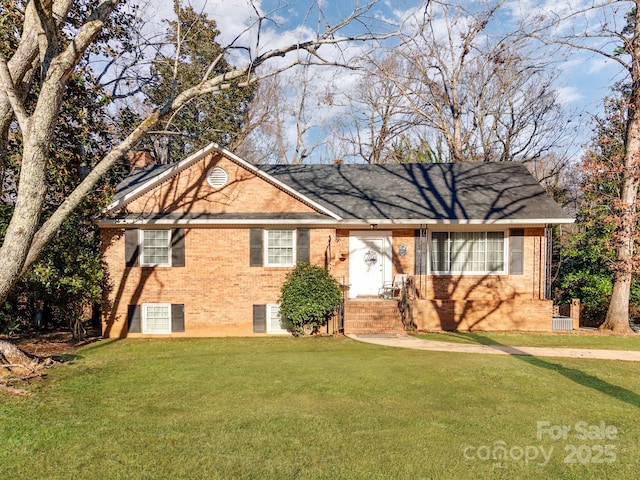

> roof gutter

[
  {"left": 360, "top": 218, "right": 575, "bottom": 226},
  {"left": 97, "top": 216, "right": 574, "bottom": 228}
]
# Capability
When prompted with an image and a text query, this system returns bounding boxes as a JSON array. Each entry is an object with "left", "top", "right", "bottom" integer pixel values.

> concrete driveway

[{"left": 347, "top": 334, "right": 640, "bottom": 362}]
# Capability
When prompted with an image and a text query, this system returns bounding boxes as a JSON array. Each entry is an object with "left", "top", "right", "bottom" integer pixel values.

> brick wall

[
  {"left": 102, "top": 225, "right": 553, "bottom": 336},
  {"left": 101, "top": 226, "right": 335, "bottom": 337},
  {"left": 410, "top": 298, "right": 553, "bottom": 332}
]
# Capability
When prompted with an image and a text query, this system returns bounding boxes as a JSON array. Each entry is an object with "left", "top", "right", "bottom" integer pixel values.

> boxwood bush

[{"left": 279, "top": 262, "right": 341, "bottom": 336}]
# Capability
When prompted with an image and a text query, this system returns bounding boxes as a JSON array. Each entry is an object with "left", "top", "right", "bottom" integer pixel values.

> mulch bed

[{"left": 2, "top": 329, "right": 101, "bottom": 358}]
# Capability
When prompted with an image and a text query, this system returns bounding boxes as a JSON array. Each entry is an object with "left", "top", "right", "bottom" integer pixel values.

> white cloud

[
  {"left": 555, "top": 86, "right": 583, "bottom": 105},
  {"left": 140, "top": 0, "right": 260, "bottom": 47}
]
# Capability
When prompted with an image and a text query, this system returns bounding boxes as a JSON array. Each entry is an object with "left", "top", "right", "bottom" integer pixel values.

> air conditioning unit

[{"left": 552, "top": 317, "right": 573, "bottom": 331}]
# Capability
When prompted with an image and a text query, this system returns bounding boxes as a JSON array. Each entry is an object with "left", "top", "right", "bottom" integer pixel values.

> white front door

[{"left": 349, "top": 232, "right": 392, "bottom": 298}]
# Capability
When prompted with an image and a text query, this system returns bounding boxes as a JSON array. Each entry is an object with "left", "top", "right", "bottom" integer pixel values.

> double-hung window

[
  {"left": 125, "top": 228, "right": 185, "bottom": 268},
  {"left": 265, "top": 230, "right": 295, "bottom": 267},
  {"left": 141, "top": 230, "right": 171, "bottom": 266},
  {"left": 250, "top": 228, "right": 309, "bottom": 268},
  {"left": 266, "top": 304, "right": 291, "bottom": 334},
  {"left": 142, "top": 303, "right": 171, "bottom": 334},
  {"left": 430, "top": 231, "right": 505, "bottom": 274}
]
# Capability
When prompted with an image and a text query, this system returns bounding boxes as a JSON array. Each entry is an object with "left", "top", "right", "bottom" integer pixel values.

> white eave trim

[
  {"left": 96, "top": 218, "right": 341, "bottom": 227},
  {"left": 97, "top": 216, "right": 574, "bottom": 228},
  {"left": 104, "top": 142, "right": 342, "bottom": 221},
  {"left": 361, "top": 218, "right": 574, "bottom": 226}
]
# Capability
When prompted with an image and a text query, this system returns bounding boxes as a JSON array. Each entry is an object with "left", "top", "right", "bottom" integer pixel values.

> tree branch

[
  {"left": 0, "top": 59, "right": 30, "bottom": 133},
  {"left": 43, "top": 0, "right": 121, "bottom": 87}
]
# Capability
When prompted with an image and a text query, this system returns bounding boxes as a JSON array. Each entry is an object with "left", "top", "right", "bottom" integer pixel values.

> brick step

[
  {"left": 346, "top": 307, "right": 401, "bottom": 315},
  {"left": 344, "top": 299, "right": 405, "bottom": 335}
]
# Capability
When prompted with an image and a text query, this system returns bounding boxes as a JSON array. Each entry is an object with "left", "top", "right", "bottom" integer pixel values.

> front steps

[{"left": 344, "top": 298, "right": 405, "bottom": 335}]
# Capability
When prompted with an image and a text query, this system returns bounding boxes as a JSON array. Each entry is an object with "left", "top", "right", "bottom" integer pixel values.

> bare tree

[
  {"left": 238, "top": 65, "right": 331, "bottom": 165},
  {"left": 358, "top": 0, "right": 571, "bottom": 163},
  {"left": 329, "top": 54, "right": 415, "bottom": 164},
  {"left": 0, "top": 0, "right": 397, "bottom": 307}
]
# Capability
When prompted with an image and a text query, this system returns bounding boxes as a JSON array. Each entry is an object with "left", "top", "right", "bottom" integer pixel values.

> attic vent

[{"left": 207, "top": 167, "right": 228, "bottom": 188}]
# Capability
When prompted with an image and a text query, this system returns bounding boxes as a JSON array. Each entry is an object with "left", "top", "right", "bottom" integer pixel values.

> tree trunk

[
  {"left": 601, "top": 3, "right": 640, "bottom": 334},
  {"left": 0, "top": 142, "right": 48, "bottom": 304},
  {"left": 0, "top": 339, "right": 42, "bottom": 376},
  {"left": 0, "top": 0, "right": 119, "bottom": 306}
]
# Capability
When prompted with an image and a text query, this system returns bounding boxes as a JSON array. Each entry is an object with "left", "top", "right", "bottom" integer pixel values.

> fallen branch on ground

[{"left": 0, "top": 383, "right": 33, "bottom": 396}]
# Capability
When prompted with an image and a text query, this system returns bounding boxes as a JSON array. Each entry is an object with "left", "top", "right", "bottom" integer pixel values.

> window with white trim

[
  {"left": 265, "top": 230, "right": 295, "bottom": 266},
  {"left": 141, "top": 230, "right": 171, "bottom": 266},
  {"left": 430, "top": 231, "right": 506, "bottom": 274},
  {"left": 267, "top": 304, "right": 291, "bottom": 334},
  {"left": 142, "top": 303, "right": 171, "bottom": 334}
]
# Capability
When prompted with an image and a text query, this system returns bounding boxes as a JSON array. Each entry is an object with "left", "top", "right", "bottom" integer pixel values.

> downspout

[
  {"left": 544, "top": 226, "right": 553, "bottom": 301},
  {"left": 325, "top": 234, "right": 332, "bottom": 271},
  {"left": 419, "top": 225, "right": 427, "bottom": 297}
]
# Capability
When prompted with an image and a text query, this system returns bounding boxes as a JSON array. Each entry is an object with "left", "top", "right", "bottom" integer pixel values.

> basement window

[
  {"left": 142, "top": 303, "right": 171, "bottom": 334},
  {"left": 267, "top": 304, "right": 292, "bottom": 334}
]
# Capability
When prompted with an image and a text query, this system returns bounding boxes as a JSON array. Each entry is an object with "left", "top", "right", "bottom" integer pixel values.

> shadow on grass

[
  {"left": 74, "top": 338, "right": 122, "bottom": 353},
  {"left": 447, "top": 332, "right": 640, "bottom": 409},
  {"left": 51, "top": 353, "right": 83, "bottom": 364}
]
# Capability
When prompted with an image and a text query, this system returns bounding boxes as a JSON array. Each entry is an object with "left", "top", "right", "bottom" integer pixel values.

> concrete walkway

[{"left": 346, "top": 334, "right": 640, "bottom": 362}]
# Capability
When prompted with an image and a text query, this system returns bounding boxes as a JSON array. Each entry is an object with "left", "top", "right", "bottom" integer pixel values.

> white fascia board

[
  {"left": 97, "top": 216, "right": 575, "bottom": 229},
  {"left": 95, "top": 218, "right": 342, "bottom": 228},
  {"left": 360, "top": 218, "right": 575, "bottom": 226}
]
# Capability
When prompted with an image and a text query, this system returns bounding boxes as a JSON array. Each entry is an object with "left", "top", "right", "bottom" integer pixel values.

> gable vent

[{"left": 207, "top": 167, "right": 228, "bottom": 188}]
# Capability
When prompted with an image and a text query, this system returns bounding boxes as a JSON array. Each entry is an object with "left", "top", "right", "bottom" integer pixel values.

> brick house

[{"left": 98, "top": 143, "right": 573, "bottom": 338}]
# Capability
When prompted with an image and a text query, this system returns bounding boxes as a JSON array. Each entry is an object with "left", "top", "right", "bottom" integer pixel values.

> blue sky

[{"left": 144, "top": 0, "right": 632, "bottom": 162}]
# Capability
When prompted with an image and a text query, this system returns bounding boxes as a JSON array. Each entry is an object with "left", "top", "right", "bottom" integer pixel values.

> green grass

[
  {"left": 415, "top": 331, "right": 640, "bottom": 351},
  {"left": 1, "top": 337, "right": 639, "bottom": 479}
]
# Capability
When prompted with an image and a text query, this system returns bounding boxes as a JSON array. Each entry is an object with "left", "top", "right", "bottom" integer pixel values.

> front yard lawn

[{"left": 1, "top": 336, "right": 639, "bottom": 479}]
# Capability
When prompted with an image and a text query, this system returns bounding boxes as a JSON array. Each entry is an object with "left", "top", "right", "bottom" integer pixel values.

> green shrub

[{"left": 279, "top": 262, "right": 341, "bottom": 336}]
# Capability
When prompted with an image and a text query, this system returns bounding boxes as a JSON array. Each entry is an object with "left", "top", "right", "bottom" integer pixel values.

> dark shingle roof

[
  {"left": 114, "top": 163, "right": 176, "bottom": 200},
  {"left": 109, "top": 154, "right": 572, "bottom": 224},
  {"left": 261, "top": 162, "right": 570, "bottom": 222}
]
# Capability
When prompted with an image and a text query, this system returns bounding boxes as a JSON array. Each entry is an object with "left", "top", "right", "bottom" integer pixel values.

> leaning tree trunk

[{"left": 0, "top": 0, "right": 120, "bottom": 307}]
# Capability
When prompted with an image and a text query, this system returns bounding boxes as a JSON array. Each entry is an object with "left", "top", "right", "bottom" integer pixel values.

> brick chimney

[
  {"left": 129, "top": 151, "right": 156, "bottom": 172},
  {"left": 333, "top": 159, "right": 344, "bottom": 165}
]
